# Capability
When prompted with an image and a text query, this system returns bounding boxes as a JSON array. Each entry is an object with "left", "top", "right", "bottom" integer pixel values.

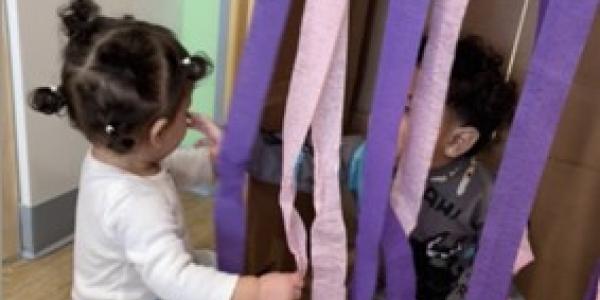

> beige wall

[{"left": 129, "top": 1, "right": 182, "bottom": 33}]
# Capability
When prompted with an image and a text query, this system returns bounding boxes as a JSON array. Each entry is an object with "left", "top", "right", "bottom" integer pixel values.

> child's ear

[
  {"left": 148, "top": 118, "right": 169, "bottom": 147},
  {"left": 444, "top": 126, "right": 480, "bottom": 158}
]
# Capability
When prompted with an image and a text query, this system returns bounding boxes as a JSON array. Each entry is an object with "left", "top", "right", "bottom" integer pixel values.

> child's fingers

[
  {"left": 187, "top": 113, "right": 211, "bottom": 132},
  {"left": 187, "top": 113, "right": 222, "bottom": 143},
  {"left": 293, "top": 288, "right": 302, "bottom": 300},
  {"left": 290, "top": 273, "right": 304, "bottom": 288},
  {"left": 194, "top": 138, "right": 211, "bottom": 148},
  {"left": 287, "top": 273, "right": 303, "bottom": 300}
]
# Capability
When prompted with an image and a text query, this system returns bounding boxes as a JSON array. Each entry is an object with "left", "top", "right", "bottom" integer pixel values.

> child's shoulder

[
  {"left": 80, "top": 155, "right": 169, "bottom": 208},
  {"left": 82, "top": 161, "right": 155, "bottom": 193}
]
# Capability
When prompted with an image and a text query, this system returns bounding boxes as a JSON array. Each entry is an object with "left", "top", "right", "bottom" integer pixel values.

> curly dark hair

[
  {"left": 418, "top": 35, "right": 518, "bottom": 156},
  {"left": 30, "top": 0, "right": 213, "bottom": 154}
]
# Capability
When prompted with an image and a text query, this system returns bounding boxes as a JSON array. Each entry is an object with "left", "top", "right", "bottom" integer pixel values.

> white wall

[{"left": 7, "top": 0, "right": 183, "bottom": 207}]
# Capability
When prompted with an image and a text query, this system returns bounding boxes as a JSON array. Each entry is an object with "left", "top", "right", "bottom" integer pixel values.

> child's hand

[
  {"left": 233, "top": 273, "right": 303, "bottom": 300},
  {"left": 187, "top": 113, "right": 222, "bottom": 162},
  {"left": 257, "top": 272, "right": 303, "bottom": 300}
]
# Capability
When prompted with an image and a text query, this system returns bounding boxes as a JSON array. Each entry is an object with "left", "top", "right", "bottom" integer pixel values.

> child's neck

[{"left": 91, "top": 146, "right": 161, "bottom": 177}]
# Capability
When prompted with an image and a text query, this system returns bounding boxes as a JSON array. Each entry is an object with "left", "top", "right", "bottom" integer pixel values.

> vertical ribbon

[
  {"left": 383, "top": 1, "right": 470, "bottom": 299},
  {"left": 536, "top": 0, "right": 549, "bottom": 39},
  {"left": 512, "top": 229, "right": 534, "bottom": 273},
  {"left": 583, "top": 260, "right": 600, "bottom": 300},
  {"left": 279, "top": 0, "right": 348, "bottom": 298},
  {"left": 351, "top": 0, "right": 430, "bottom": 298},
  {"left": 389, "top": 0, "right": 470, "bottom": 235},
  {"left": 466, "top": 0, "right": 599, "bottom": 298},
  {"left": 310, "top": 15, "right": 349, "bottom": 298},
  {"left": 215, "top": 0, "right": 292, "bottom": 273}
]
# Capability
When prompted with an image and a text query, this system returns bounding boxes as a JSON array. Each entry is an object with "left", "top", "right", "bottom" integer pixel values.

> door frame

[
  {"left": 1, "top": 0, "right": 20, "bottom": 262},
  {"left": 219, "top": 0, "right": 254, "bottom": 121}
]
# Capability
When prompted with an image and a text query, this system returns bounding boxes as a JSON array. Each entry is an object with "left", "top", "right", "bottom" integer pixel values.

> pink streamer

[
  {"left": 309, "top": 14, "right": 348, "bottom": 300},
  {"left": 391, "top": 0, "right": 470, "bottom": 234},
  {"left": 512, "top": 229, "right": 534, "bottom": 273},
  {"left": 279, "top": 1, "right": 348, "bottom": 298}
]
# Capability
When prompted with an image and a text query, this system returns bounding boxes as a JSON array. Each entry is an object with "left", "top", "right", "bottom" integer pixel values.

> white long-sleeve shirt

[{"left": 72, "top": 148, "right": 238, "bottom": 300}]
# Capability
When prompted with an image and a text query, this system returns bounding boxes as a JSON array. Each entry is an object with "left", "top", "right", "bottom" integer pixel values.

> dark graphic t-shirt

[{"left": 409, "top": 158, "right": 492, "bottom": 299}]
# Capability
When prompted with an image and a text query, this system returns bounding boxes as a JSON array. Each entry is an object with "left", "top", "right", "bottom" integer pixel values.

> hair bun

[
  {"left": 31, "top": 87, "right": 66, "bottom": 115},
  {"left": 59, "top": 0, "right": 100, "bottom": 39},
  {"left": 183, "top": 53, "right": 214, "bottom": 81}
]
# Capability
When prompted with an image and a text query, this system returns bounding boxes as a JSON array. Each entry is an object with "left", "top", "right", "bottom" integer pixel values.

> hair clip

[
  {"left": 181, "top": 57, "right": 192, "bottom": 66},
  {"left": 105, "top": 124, "right": 116, "bottom": 135}
]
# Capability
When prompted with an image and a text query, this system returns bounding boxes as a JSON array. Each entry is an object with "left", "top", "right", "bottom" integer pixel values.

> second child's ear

[
  {"left": 148, "top": 118, "right": 169, "bottom": 147},
  {"left": 444, "top": 126, "right": 480, "bottom": 158}
]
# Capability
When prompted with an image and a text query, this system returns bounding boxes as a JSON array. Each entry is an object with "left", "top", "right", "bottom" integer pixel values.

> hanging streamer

[
  {"left": 279, "top": 0, "right": 348, "bottom": 298},
  {"left": 383, "top": 2, "right": 470, "bottom": 299},
  {"left": 583, "top": 260, "right": 600, "bottom": 300},
  {"left": 351, "top": 0, "right": 430, "bottom": 298},
  {"left": 215, "top": 0, "right": 292, "bottom": 273},
  {"left": 389, "top": 0, "right": 470, "bottom": 235},
  {"left": 309, "top": 16, "right": 349, "bottom": 300},
  {"left": 512, "top": 229, "right": 534, "bottom": 273},
  {"left": 506, "top": 0, "right": 537, "bottom": 275},
  {"left": 380, "top": 209, "right": 416, "bottom": 300},
  {"left": 536, "top": 0, "right": 549, "bottom": 38},
  {"left": 466, "top": 0, "right": 599, "bottom": 298}
]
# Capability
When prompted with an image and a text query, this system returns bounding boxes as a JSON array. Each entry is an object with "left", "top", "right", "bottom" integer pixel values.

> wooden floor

[{"left": 2, "top": 193, "right": 216, "bottom": 300}]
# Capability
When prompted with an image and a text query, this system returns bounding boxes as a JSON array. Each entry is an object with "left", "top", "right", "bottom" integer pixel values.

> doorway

[{"left": 1, "top": 0, "right": 20, "bottom": 262}]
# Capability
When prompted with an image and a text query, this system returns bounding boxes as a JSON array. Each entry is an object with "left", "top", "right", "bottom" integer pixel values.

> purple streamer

[
  {"left": 215, "top": 0, "right": 292, "bottom": 273},
  {"left": 583, "top": 260, "right": 600, "bottom": 300},
  {"left": 466, "top": 0, "right": 599, "bottom": 299},
  {"left": 351, "top": 0, "right": 430, "bottom": 299}
]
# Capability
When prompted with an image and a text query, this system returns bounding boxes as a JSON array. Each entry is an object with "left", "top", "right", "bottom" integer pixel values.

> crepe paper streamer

[
  {"left": 512, "top": 229, "right": 534, "bottom": 273},
  {"left": 583, "top": 260, "right": 600, "bottom": 300},
  {"left": 215, "top": 0, "right": 292, "bottom": 273},
  {"left": 279, "top": 0, "right": 348, "bottom": 298},
  {"left": 381, "top": 207, "right": 419, "bottom": 300},
  {"left": 310, "top": 15, "right": 349, "bottom": 299},
  {"left": 466, "top": 0, "right": 599, "bottom": 298},
  {"left": 536, "top": 0, "right": 549, "bottom": 40},
  {"left": 351, "top": 0, "right": 430, "bottom": 298},
  {"left": 390, "top": 0, "right": 470, "bottom": 236}
]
